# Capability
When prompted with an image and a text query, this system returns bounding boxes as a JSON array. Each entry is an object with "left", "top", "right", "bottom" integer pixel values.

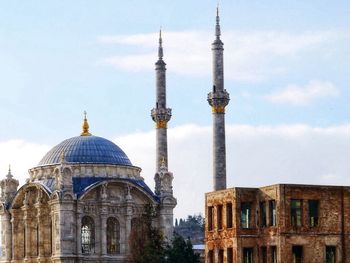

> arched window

[
  {"left": 107, "top": 217, "right": 120, "bottom": 254},
  {"left": 81, "top": 216, "right": 95, "bottom": 254}
]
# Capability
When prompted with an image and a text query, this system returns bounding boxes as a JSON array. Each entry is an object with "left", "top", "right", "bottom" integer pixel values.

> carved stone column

[
  {"left": 1, "top": 210, "right": 12, "bottom": 262},
  {"left": 35, "top": 203, "right": 44, "bottom": 261},
  {"left": 22, "top": 205, "right": 31, "bottom": 262},
  {"left": 100, "top": 210, "right": 107, "bottom": 256},
  {"left": 76, "top": 209, "right": 82, "bottom": 258},
  {"left": 124, "top": 186, "right": 133, "bottom": 255},
  {"left": 10, "top": 210, "right": 20, "bottom": 262}
]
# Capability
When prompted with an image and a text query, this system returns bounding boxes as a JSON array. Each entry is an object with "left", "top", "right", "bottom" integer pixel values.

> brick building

[
  {"left": 205, "top": 8, "right": 348, "bottom": 263},
  {"left": 205, "top": 184, "right": 349, "bottom": 263}
]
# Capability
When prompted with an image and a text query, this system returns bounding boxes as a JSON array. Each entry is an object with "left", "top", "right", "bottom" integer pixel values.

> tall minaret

[
  {"left": 151, "top": 30, "right": 176, "bottom": 240},
  {"left": 151, "top": 30, "right": 172, "bottom": 171},
  {"left": 207, "top": 7, "right": 230, "bottom": 191}
]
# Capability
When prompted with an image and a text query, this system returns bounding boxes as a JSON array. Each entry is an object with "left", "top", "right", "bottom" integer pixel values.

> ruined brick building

[{"left": 205, "top": 8, "right": 348, "bottom": 263}]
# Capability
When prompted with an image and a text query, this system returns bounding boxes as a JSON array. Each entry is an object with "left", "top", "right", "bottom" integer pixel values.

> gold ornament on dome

[{"left": 81, "top": 111, "right": 92, "bottom": 136}]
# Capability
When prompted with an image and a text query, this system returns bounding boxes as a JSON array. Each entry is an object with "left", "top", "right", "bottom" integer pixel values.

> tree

[
  {"left": 165, "top": 233, "right": 200, "bottom": 263},
  {"left": 129, "top": 207, "right": 200, "bottom": 263},
  {"left": 128, "top": 204, "right": 165, "bottom": 263}
]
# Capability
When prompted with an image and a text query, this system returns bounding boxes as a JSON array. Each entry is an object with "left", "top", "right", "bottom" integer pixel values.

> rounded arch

[
  {"left": 106, "top": 217, "right": 120, "bottom": 254},
  {"left": 78, "top": 179, "right": 158, "bottom": 205},
  {"left": 10, "top": 183, "right": 51, "bottom": 209}
]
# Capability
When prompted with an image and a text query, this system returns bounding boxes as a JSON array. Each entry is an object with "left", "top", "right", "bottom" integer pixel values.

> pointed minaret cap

[
  {"left": 158, "top": 28, "right": 164, "bottom": 60},
  {"left": 80, "top": 111, "right": 92, "bottom": 136},
  {"left": 6, "top": 164, "right": 13, "bottom": 179},
  {"left": 215, "top": 5, "right": 221, "bottom": 39}
]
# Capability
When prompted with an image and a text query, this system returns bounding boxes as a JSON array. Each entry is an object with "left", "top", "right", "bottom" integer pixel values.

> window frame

[
  {"left": 226, "top": 203, "right": 233, "bottom": 229},
  {"left": 107, "top": 217, "right": 120, "bottom": 254},
  {"left": 308, "top": 200, "right": 319, "bottom": 228},
  {"left": 81, "top": 216, "right": 95, "bottom": 254},
  {"left": 208, "top": 206, "right": 214, "bottom": 231},
  {"left": 325, "top": 246, "right": 336, "bottom": 263},
  {"left": 241, "top": 202, "right": 252, "bottom": 229},
  {"left": 291, "top": 199, "right": 302, "bottom": 227},
  {"left": 269, "top": 200, "right": 277, "bottom": 226},
  {"left": 217, "top": 205, "right": 223, "bottom": 230},
  {"left": 292, "top": 245, "right": 303, "bottom": 263},
  {"left": 260, "top": 201, "right": 267, "bottom": 227}
]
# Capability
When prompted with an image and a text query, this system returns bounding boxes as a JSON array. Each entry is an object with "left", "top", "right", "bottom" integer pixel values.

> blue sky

[{"left": 0, "top": 1, "right": 349, "bottom": 218}]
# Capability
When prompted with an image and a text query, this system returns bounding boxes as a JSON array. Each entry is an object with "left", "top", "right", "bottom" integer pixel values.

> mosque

[{"left": 0, "top": 23, "right": 176, "bottom": 263}]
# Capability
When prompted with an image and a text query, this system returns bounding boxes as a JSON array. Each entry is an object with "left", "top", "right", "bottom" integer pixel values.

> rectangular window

[
  {"left": 308, "top": 200, "right": 319, "bottom": 227},
  {"left": 326, "top": 246, "right": 336, "bottom": 263},
  {"left": 226, "top": 203, "right": 233, "bottom": 228},
  {"left": 241, "top": 202, "right": 251, "bottom": 229},
  {"left": 217, "top": 205, "right": 223, "bottom": 230},
  {"left": 292, "top": 246, "right": 303, "bottom": 263},
  {"left": 261, "top": 246, "right": 267, "bottom": 263},
  {"left": 291, "top": 200, "right": 302, "bottom": 227},
  {"left": 271, "top": 246, "right": 277, "bottom": 263},
  {"left": 208, "top": 206, "right": 214, "bottom": 231},
  {"left": 243, "top": 248, "right": 253, "bottom": 263},
  {"left": 260, "top": 202, "right": 267, "bottom": 227},
  {"left": 269, "top": 200, "right": 276, "bottom": 226},
  {"left": 208, "top": 250, "right": 214, "bottom": 263},
  {"left": 227, "top": 247, "right": 233, "bottom": 263},
  {"left": 218, "top": 249, "right": 224, "bottom": 263}
]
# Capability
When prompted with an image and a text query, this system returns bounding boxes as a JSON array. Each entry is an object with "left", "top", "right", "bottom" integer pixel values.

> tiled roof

[{"left": 38, "top": 135, "right": 132, "bottom": 166}]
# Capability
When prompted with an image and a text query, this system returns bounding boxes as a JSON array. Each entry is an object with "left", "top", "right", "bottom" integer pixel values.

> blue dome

[{"left": 38, "top": 135, "right": 132, "bottom": 166}]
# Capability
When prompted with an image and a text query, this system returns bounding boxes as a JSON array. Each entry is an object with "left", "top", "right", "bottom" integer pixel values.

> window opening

[
  {"left": 107, "top": 217, "right": 120, "bottom": 254},
  {"left": 308, "top": 200, "right": 319, "bottom": 227},
  {"left": 226, "top": 203, "right": 233, "bottom": 228},
  {"left": 241, "top": 202, "right": 251, "bottom": 229},
  {"left": 208, "top": 206, "right": 214, "bottom": 231},
  {"left": 227, "top": 247, "right": 233, "bottom": 263},
  {"left": 269, "top": 200, "right": 276, "bottom": 226},
  {"left": 326, "top": 246, "right": 336, "bottom": 263},
  {"left": 217, "top": 205, "right": 223, "bottom": 230},
  {"left": 260, "top": 202, "right": 267, "bottom": 227},
  {"left": 81, "top": 216, "right": 95, "bottom": 254},
  {"left": 243, "top": 247, "right": 253, "bottom": 263},
  {"left": 292, "top": 246, "right": 303, "bottom": 263},
  {"left": 291, "top": 200, "right": 302, "bottom": 227}
]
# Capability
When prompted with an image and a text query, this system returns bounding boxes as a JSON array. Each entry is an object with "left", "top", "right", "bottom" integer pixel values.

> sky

[{"left": 0, "top": 1, "right": 349, "bottom": 219}]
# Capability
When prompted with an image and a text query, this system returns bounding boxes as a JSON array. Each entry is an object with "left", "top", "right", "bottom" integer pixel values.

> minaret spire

[
  {"left": 151, "top": 30, "right": 172, "bottom": 171},
  {"left": 215, "top": 6, "right": 221, "bottom": 39},
  {"left": 207, "top": 6, "right": 230, "bottom": 191},
  {"left": 158, "top": 28, "right": 163, "bottom": 60}
]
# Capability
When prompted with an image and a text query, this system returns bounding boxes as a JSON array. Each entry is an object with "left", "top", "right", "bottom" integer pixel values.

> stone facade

[
  {"left": 205, "top": 184, "right": 350, "bottom": 263},
  {"left": 0, "top": 32, "right": 176, "bottom": 263}
]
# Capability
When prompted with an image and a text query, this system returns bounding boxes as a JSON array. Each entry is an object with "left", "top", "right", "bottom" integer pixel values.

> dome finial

[
  {"left": 81, "top": 111, "right": 92, "bottom": 136},
  {"left": 7, "top": 164, "right": 13, "bottom": 179}
]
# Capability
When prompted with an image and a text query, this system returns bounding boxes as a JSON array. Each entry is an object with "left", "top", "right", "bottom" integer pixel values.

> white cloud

[
  {"left": 265, "top": 80, "right": 339, "bottom": 105},
  {"left": 2, "top": 123, "right": 350, "bottom": 220},
  {"left": 0, "top": 140, "right": 50, "bottom": 185},
  {"left": 98, "top": 30, "right": 339, "bottom": 82},
  {"left": 116, "top": 123, "right": 350, "bottom": 219}
]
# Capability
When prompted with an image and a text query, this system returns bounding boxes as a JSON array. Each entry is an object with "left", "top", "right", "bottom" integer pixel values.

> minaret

[
  {"left": 151, "top": 30, "right": 172, "bottom": 171},
  {"left": 151, "top": 30, "right": 176, "bottom": 240},
  {"left": 207, "top": 7, "right": 230, "bottom": 191}
]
